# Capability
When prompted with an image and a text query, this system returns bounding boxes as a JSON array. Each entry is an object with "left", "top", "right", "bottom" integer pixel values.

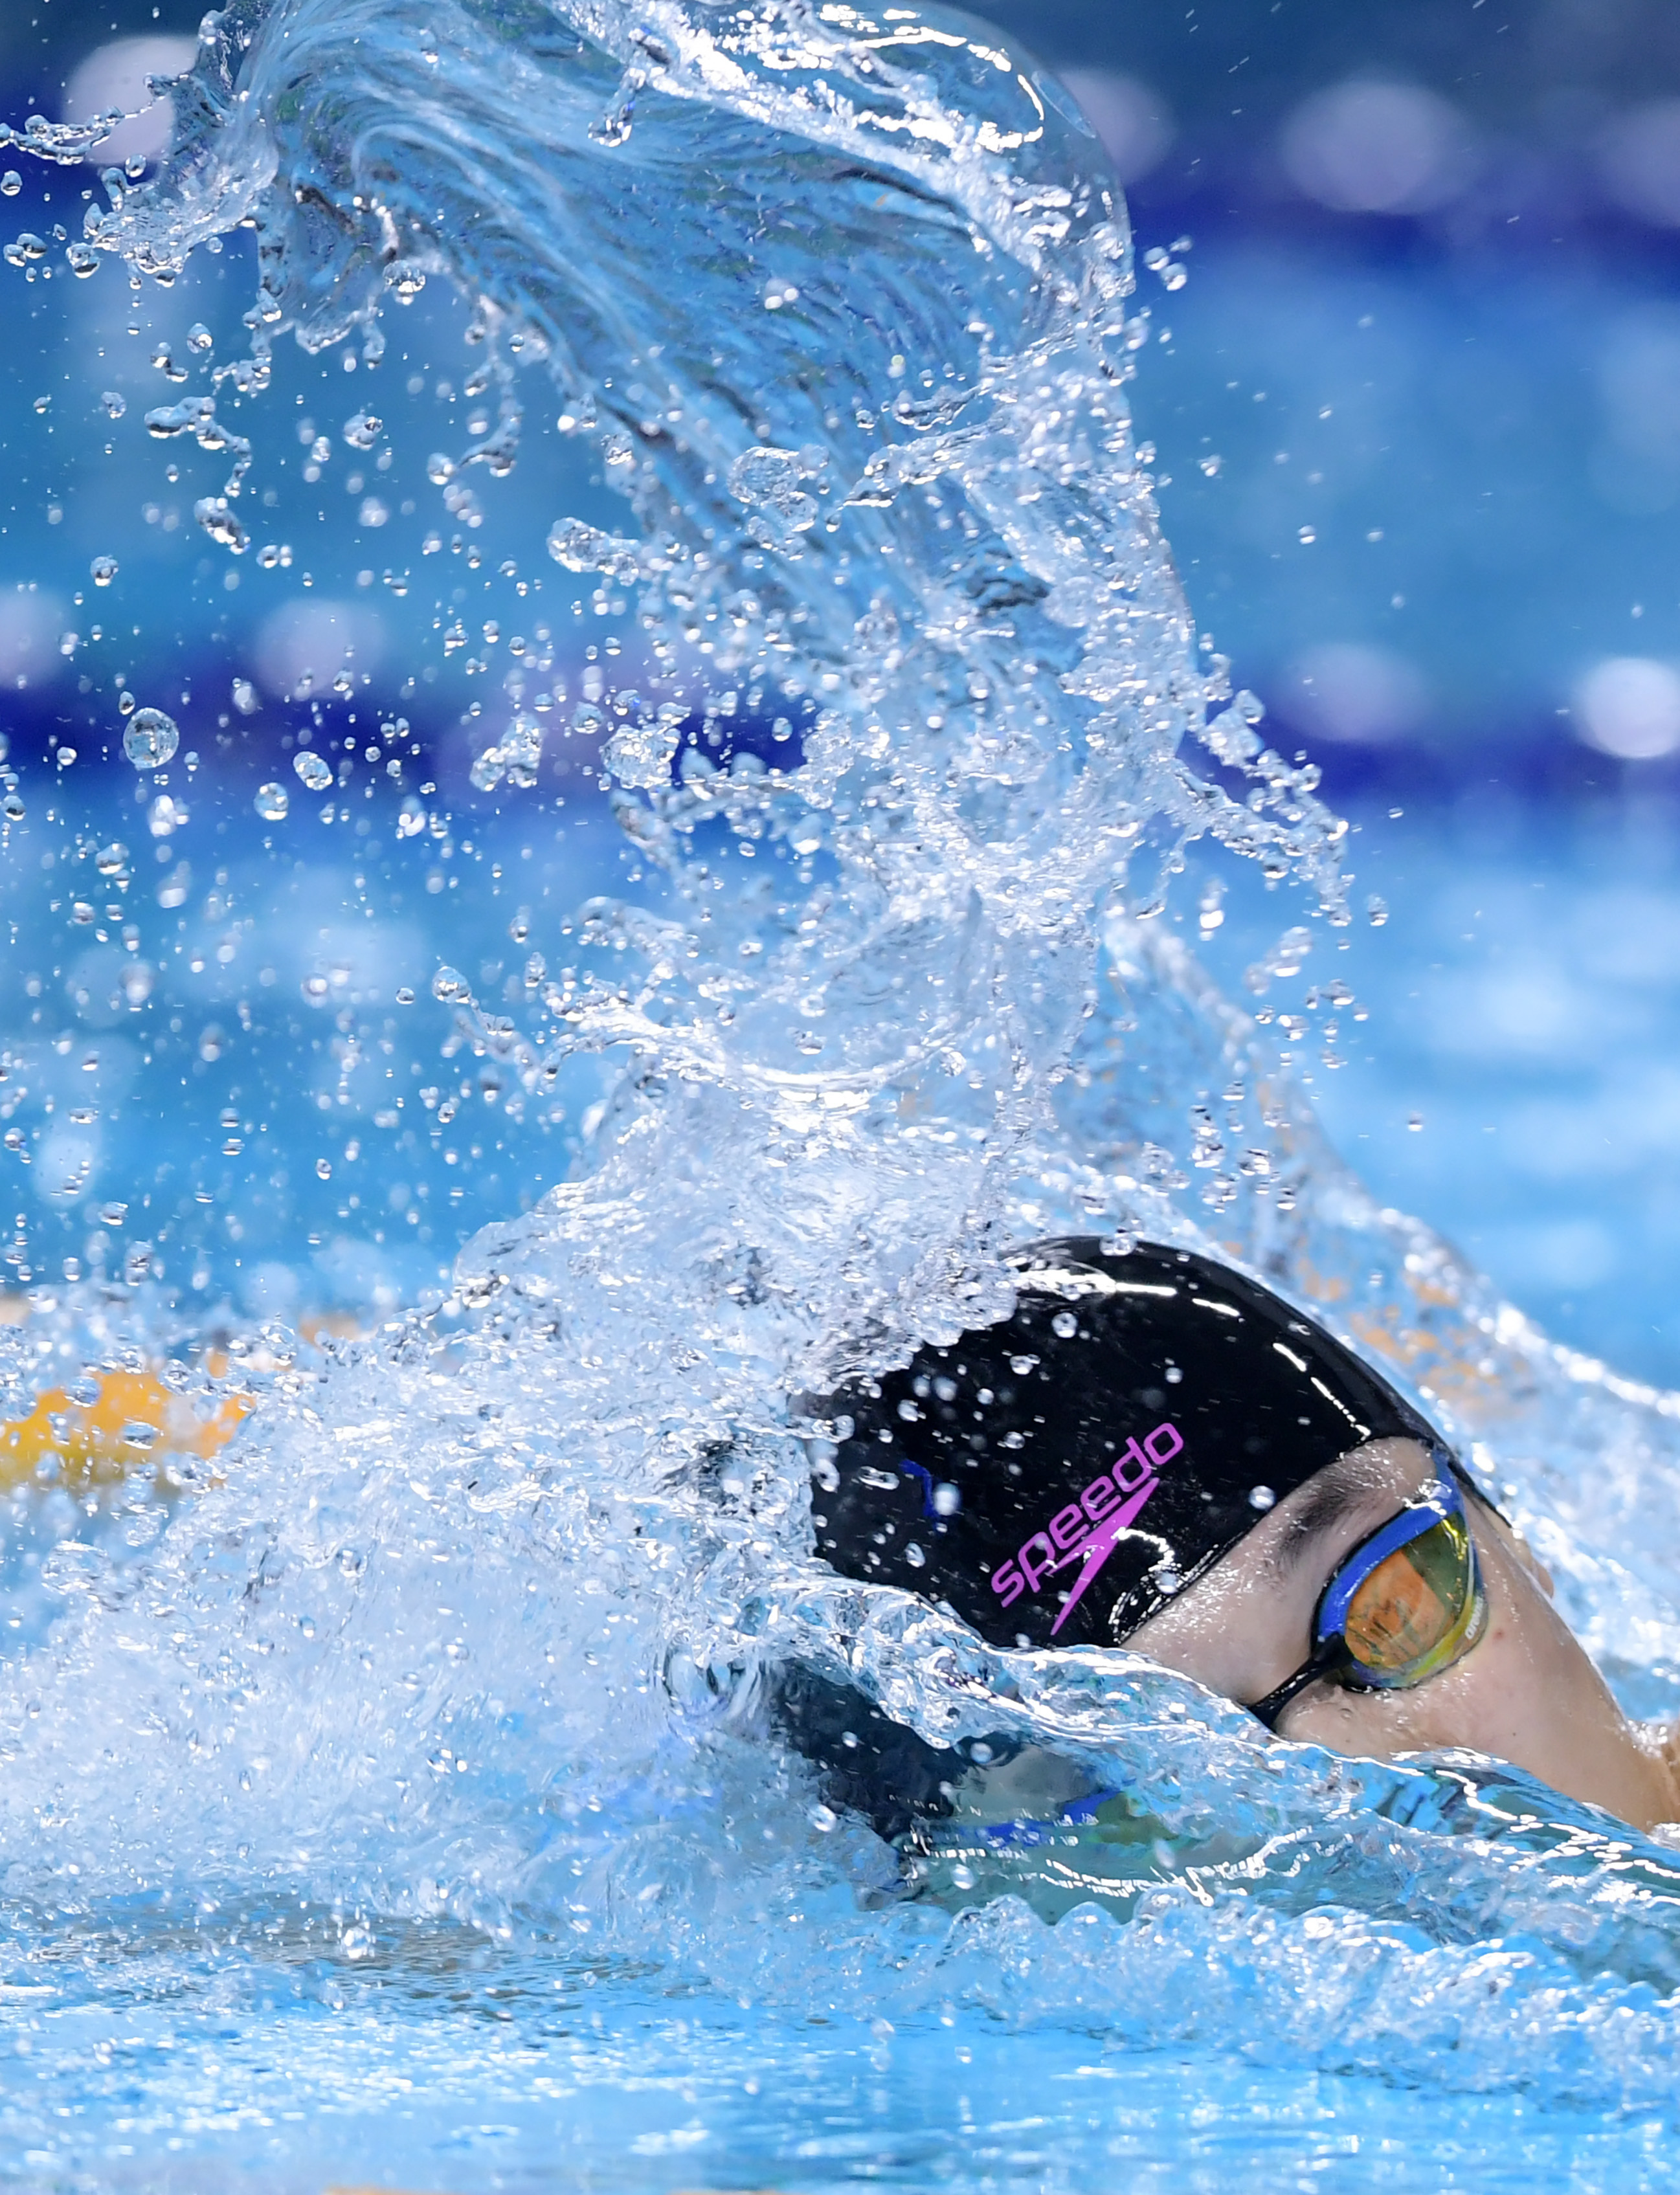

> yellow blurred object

[{"left": 0, "top": 1366, "right": 251, "bottom": 1493}]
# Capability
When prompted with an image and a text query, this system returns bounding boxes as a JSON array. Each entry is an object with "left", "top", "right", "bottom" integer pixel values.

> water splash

[{"left": 5, "top": 0, "right": 1680, "bottom": 2143}]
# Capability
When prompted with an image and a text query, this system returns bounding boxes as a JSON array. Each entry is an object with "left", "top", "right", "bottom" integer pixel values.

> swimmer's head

[
  {"left": 811, "top": 1236, "right": 1435, "bottom": 1655},
  {"left": 807, "top": 1236, "right": 1680, "bottom": 1831}
]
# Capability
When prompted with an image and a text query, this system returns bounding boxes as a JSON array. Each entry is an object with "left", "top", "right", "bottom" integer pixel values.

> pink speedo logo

[{"left": 989, "top": 1422, "right": 1183, "bottom": 1636}]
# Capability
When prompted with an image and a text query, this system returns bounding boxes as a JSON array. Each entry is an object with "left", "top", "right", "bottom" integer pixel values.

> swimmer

[{"left": 793, "top": 1237, "right": 1680, "bottom": 1840}]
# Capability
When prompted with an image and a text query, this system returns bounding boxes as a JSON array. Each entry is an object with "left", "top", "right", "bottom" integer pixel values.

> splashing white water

[{"left": 4, "top": 0, "right": 1680, "bottom": 2126}]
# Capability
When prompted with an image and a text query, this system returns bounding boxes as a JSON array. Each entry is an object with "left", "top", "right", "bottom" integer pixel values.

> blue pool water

[{"left": 6, "top": 3, "right": 1680, "bottom": 2189}]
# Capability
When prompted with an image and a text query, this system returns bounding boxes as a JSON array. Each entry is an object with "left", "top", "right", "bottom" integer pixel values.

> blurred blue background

[{"left": 4, "top": 0, "right": 1680, "bottom": 1378}]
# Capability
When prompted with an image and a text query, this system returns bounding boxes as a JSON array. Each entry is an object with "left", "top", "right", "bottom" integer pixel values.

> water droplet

[
  {"left": 1366, "top": 894, "right": 1389, "bottom": 928},
  {"left": 1198, "top": 452, "right": 1223, "bottom": 477},
  {"left": 0, "top": 173, "right": 19, "bottom": 198},
  {"left": 904, "top": 1541, "right": 926, "bottom": 1568},
  {"left": 316, "top": 1157, "right": 332, "bottom": 1180},
  {"left": 293, "top": 750, "right": 332, "bottom": 792},
  {"left": 254, "top": 782, "right": 289, "bottom": 821},
  {"left": 100, "top": 390, "right": 126, "bottom": 419},
  {"left": 395, "top": 986, "right": 415, "bottom": 1006},
  {"left": 1, "top": 791, "right": 23, "bottom": 822},
  {"left": 118, "top": 691, "right": 136, "bottom": 717},
  {"left": 91, "top": 555, "right": 117, "bottom": 586},
  {"left": 95, "top": 840, "right": 128, "bottom": 875},
  {"left": 432, "top": 965, "right": 472, "bottom": 1003},
  {"left": 122, "top": 706, "right": 179, "bottom": 769},
  {"left": 1407, "top": 1113, "right": 1424, "bottom": 1133},
  {"left": 949, "top": 1862, "right": 976, "bottom": 1891},
  {"left": 195, "top": 497, "right": 249, "bottom": 553},
  {"left": 1051, "top": 1309, "right": 1078, "bottom": 1339},
  {"left": 1298, "top": 525, "right": 1317, "bottom": 545},
  {"left": 1248, "top": 1485, "right": 1276, "bottom": 1511}
]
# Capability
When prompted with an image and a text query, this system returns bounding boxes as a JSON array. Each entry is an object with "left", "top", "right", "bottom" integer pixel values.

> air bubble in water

[
  {"left": 186, "top": 322, "right": 213, "bottom": 353},
  {"left": 95, "top": 840, "right": 128, "bottom": 875},
  {"left": 1, "top": 792, "right": 22, "bottom": 822},
  {"left": 254, "top": 783, "right": 289, "bottom": 822},
  {"left": 432, "top": 965, "right": 472, "bottom": 1003},
  {"left": 122, "top": 707, "right": 179, "bottom": 769},
  {"left": 293, "top": 751, "right": 332, "bottom": 792},
  {"left": 100, "top": 391, "right": 126, "bottom": 419},
  {"left": 0, "top": 173, "right": 18, "bottom": 198},
  {"left": 91, "top": 555, "right": 117, "bottom": 586},
  {"left": 316, "top": 1157, "right": 332, "bottom": 1180}
]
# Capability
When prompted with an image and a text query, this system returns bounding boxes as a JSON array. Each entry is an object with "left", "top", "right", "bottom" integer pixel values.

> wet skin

[{"left": 1125, "top": 1436, "right": 1680, "bottom": 1833}]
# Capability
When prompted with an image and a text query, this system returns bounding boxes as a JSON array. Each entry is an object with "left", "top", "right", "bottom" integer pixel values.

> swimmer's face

[{"left": 1125, "top": 1437, "right": 1679, "bottom": 1833}]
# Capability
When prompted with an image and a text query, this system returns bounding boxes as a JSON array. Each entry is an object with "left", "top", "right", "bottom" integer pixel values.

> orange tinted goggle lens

[{"left": 1340, "top": 1513, "right": 1477, "bottom": 1683}]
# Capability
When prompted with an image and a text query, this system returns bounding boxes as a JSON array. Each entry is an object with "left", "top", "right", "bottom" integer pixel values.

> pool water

[{"left": 3, "top": 3, "right": 1680, "bottom": 2189}]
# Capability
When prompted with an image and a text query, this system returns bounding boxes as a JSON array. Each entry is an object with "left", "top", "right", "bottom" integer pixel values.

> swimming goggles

[{"left": 1247, "top": 1458, "right": 1488, "bottom": 1732}]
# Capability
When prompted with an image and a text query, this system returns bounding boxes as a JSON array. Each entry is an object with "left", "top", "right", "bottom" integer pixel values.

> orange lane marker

[
  {"left": 0, "top": 1300, "right": 380, "bottom": 1499},
  {"left": 0, "top": 1366, "right": 252, "bottom": 1494}
]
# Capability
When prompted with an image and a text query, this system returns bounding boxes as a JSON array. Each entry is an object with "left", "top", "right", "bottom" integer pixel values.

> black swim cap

[{"left": 811, "top": 1236, "right": 1442, "bottom": 1651}]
